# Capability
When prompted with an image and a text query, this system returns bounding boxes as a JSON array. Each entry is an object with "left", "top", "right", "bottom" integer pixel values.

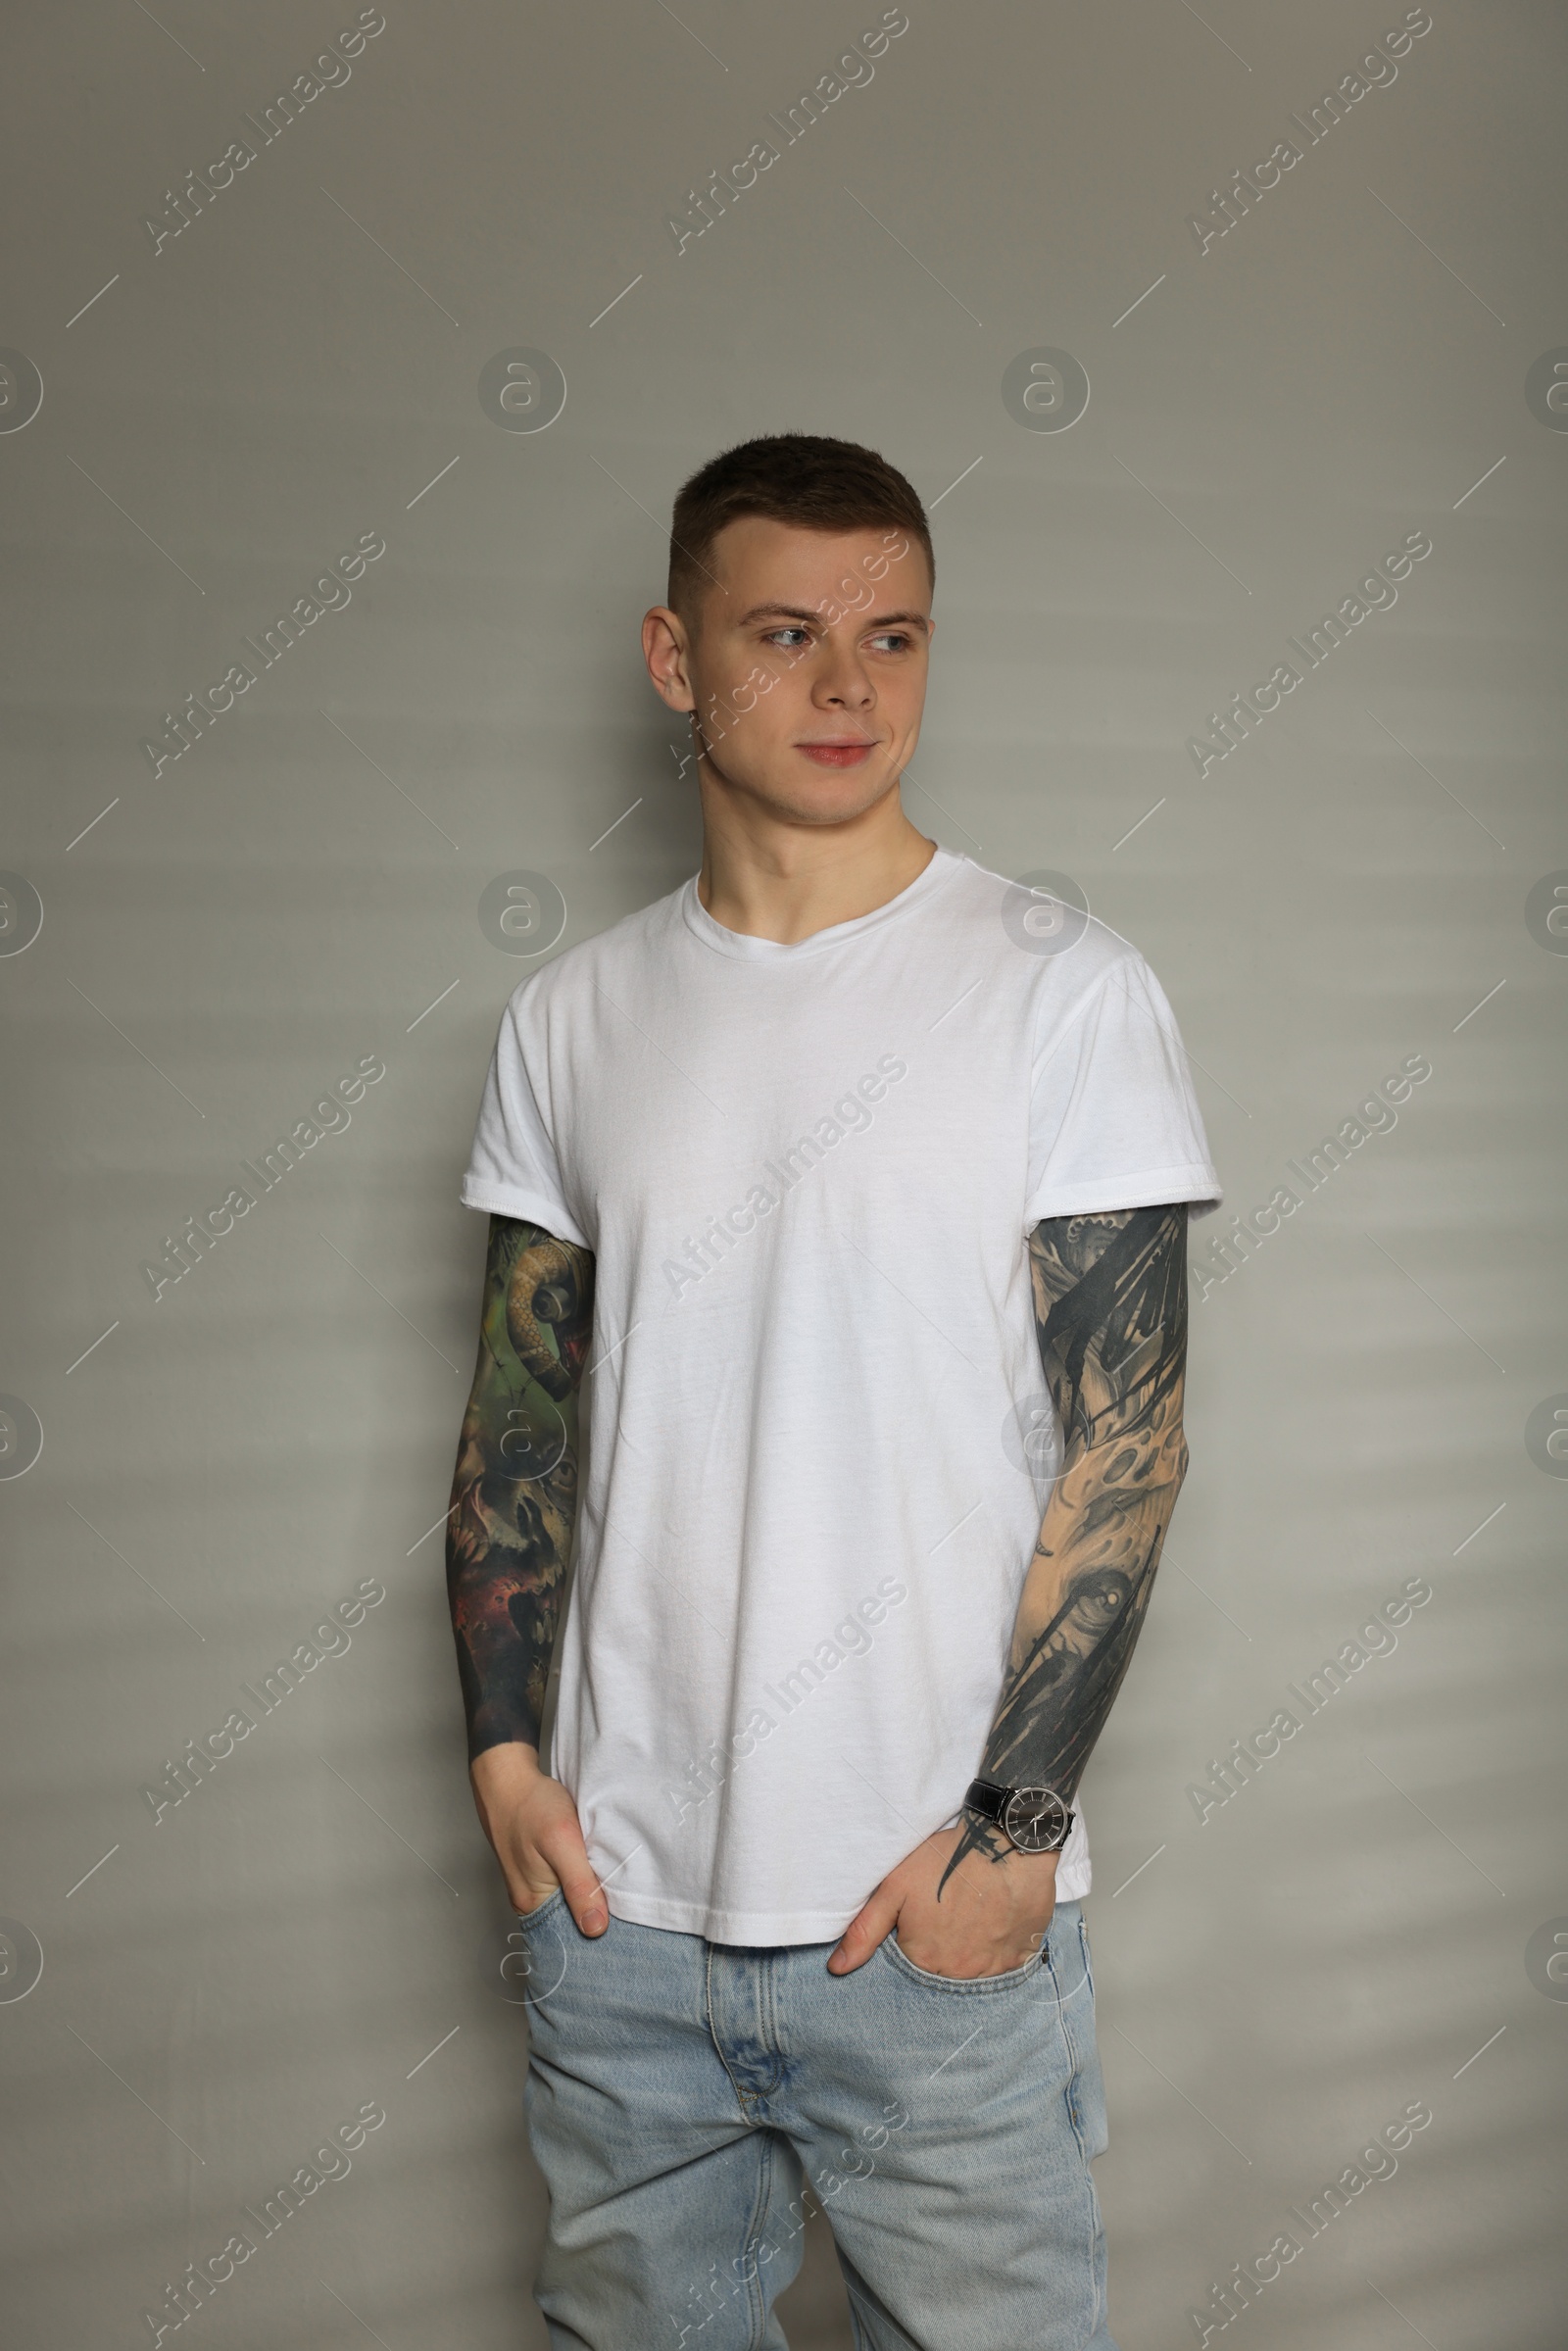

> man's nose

[{"left": 815, "top": 645, "right": 874, "bottom": 704}]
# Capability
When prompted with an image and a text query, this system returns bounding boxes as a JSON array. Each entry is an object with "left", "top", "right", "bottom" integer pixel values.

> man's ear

[{"left": 642, "top": 606, "right": 696, "bottom": 714}]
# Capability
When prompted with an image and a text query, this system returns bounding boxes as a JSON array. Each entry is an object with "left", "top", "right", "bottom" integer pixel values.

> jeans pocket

[
  {"left": 882, "top": 1931, "right": 1048, "bottom": 1994},
  {"left": 514, "top": 1886, "right": 573, "bottom": 2010}
]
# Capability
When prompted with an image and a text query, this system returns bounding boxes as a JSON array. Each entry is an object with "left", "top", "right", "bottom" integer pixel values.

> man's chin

[{"left": 713, "top": 759, "right": 900, "bottom": 828}]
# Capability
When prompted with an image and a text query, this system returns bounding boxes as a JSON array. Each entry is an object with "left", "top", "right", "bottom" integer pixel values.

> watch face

[{"left": 1002, "top": 1787, "right": 1070, "bottom": 1852}]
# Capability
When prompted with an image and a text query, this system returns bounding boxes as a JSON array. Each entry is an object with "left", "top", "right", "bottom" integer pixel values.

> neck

[{"left": 695, "top": 773, "right": 937, "bottom": 946}]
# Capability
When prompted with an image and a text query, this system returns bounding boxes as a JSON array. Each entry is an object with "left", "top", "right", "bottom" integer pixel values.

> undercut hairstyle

[{"left": 667, "top": 433, "right": 933, "bottom": 638}]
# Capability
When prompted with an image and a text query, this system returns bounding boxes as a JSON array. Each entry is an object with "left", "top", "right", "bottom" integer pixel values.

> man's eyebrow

[{"left": 734, "top": 603, "right": 931, "bottom": 632}]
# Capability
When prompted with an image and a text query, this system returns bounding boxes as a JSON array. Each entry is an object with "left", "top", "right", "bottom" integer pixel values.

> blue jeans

[{"left": 515, "top": 1890, "right": 1118, "bottom": 2350}]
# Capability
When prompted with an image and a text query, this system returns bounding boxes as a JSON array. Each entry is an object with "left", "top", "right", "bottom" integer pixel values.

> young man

[{"left": 447, "top": 434, "right": 1220, "bottom": 2349}]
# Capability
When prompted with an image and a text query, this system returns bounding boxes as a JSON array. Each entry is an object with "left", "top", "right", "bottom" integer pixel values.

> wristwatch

[{"left": 963, "top": 1778, "right": 1074, "bottom": 1854}]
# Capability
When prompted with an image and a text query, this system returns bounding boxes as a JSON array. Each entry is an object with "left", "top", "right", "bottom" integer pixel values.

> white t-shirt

[{"left": 462, "top": 847, "right": 1220, "bottom": 1942}]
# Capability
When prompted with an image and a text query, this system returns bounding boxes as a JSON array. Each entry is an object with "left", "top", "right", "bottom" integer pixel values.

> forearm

[
  {"left": 446, "top": 1504, "right": 570, "bottom": 1768},
  {"left": 943, "top": 1204, "right": 1189, "bottom": 1886},
  {"left": 982, "top": 1393, "right": 1186, "bottom": 1799},
  {"left": 445, "top": 1214, "right": 594, "bottom": 1763}
]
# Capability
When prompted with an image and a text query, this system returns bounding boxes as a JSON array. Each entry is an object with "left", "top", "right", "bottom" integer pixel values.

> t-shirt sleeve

[
  {"left": 460, "top": 988, "right": 591, "bottom": 1248},
  {"left": 1024, "top": 952, "right": 1222, "bottom": 1228}
]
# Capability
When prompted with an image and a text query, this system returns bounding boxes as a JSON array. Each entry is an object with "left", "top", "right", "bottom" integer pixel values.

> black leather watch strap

[{"left": 963, "top": 1777, "right": 1008, "bottom": 1822}]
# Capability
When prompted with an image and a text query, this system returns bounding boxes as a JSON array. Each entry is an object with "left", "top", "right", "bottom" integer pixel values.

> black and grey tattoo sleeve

[
  {"left": 445, "top": 1214, "right": 595, "bottom": 1761},
  {"left": 942, "top": 1203, "right": 1189, "bottom": 1886}
]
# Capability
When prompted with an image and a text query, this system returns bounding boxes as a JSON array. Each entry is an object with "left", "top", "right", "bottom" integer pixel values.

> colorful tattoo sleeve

[
  {"left": 941, "top": 1202, "right": 1189, "bottom": 1886},
  {"left": 445, "top": 1214, "right": 595, "bottom": 1760}
]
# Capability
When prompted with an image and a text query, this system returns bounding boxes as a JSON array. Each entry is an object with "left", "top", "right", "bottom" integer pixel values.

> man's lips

[{"left": 798, "top": 739, "right": 879, "bottom": 767}]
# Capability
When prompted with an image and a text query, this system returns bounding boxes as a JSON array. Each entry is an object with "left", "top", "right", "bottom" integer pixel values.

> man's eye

[
  {"left": 868, "top": 632, "right": 909, "bottom": 654},
  {"left": 764, "top": 627, "right": 811, "bottom": 650}
]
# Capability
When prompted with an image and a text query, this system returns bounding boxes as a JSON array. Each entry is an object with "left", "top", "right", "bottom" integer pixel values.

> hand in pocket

[{"left": 470, "top": 1744, "right": 609, "bottom": 1935}]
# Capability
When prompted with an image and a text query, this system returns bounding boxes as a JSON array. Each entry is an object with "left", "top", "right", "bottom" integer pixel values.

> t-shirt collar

[{"left": 680, "top": 844, "right": 963, "bottom": 961}]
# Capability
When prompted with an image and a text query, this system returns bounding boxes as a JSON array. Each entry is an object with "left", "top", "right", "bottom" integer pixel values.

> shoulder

[
  {"left": 949, "top": 854, "right": 1163, "bottom": 1015},
  {"left": 494, "top": 876, "right": 689, "bottom": 1031}
]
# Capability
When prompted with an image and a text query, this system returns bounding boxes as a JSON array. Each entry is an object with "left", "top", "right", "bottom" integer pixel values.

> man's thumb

[{"left": 549, "top": 1827, "right": 609, "bottom": 1936}]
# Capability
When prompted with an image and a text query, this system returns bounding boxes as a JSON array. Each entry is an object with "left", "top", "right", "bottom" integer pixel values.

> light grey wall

[{"left": 2, "top": 3, "right": 1564, "bottom": 2345}]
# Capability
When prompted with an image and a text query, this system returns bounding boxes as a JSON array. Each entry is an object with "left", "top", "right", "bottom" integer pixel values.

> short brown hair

[{"left": 667, "top": 432, "right": 933, "bottom": 635}]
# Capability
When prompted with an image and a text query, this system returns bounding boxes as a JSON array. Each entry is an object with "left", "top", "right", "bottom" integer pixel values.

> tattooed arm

[
  {"left": 939, "top": 1202, "right": 1188, "bottom": 1889},
  {"left": 829, "top": 1202, "right": 1189, "bottom": 1978},
  {"left": 446, "top": 1213, "right": 610, "bottom": 1932}
]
